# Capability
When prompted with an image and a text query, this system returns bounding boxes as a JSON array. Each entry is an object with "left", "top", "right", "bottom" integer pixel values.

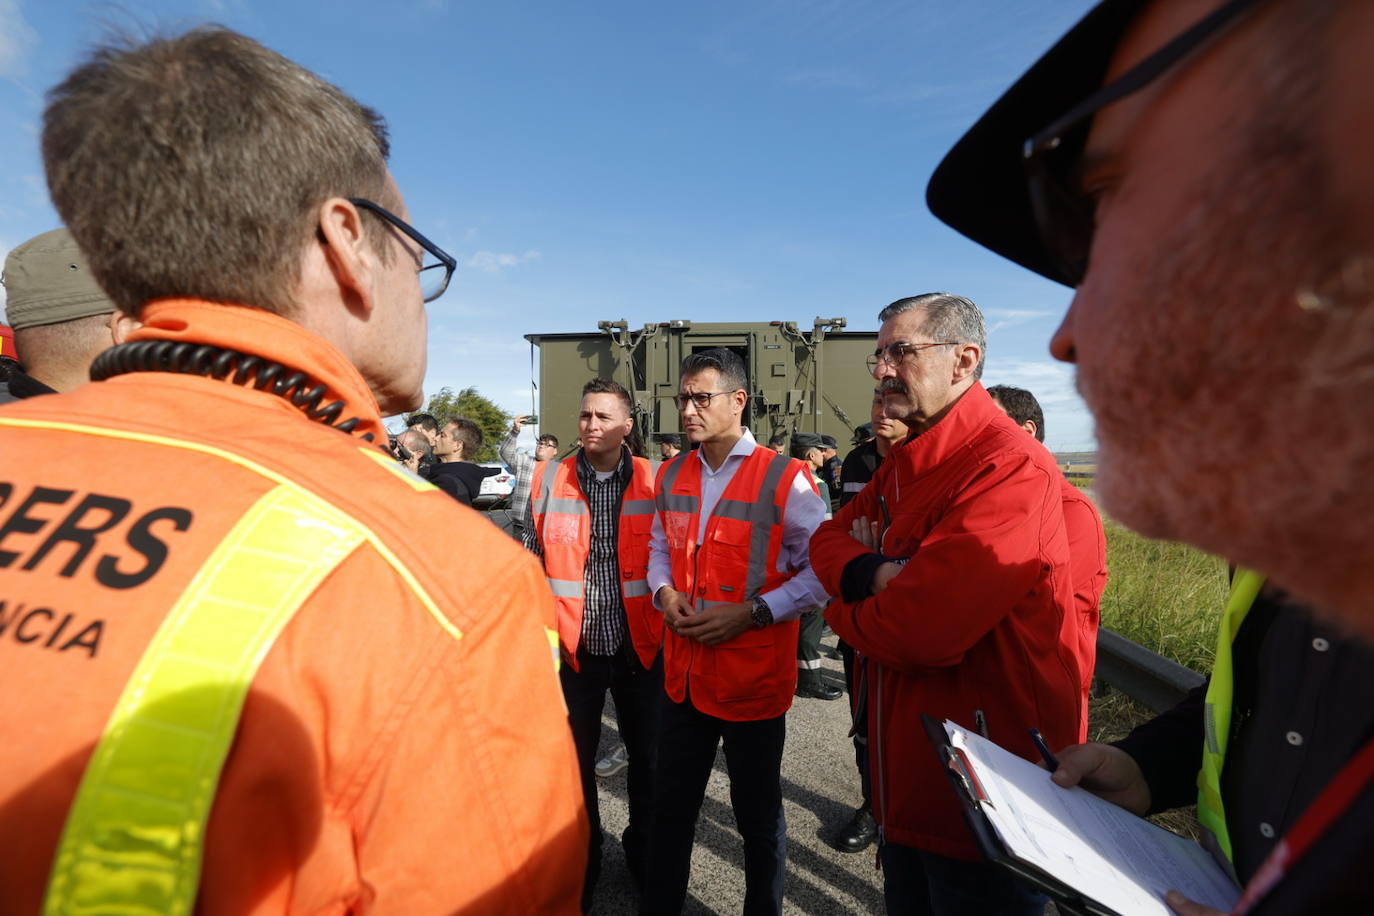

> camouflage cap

[{"left": 3, "top": 228, "right": 115, "bottom": 331}]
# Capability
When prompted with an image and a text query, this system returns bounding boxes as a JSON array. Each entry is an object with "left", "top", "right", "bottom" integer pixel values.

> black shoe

[
  {"left": 832, "top": 804, "right": 877, "bottom": 853},
  {"left": 795, "top": 681, "right": 843, "bottom": 701}
]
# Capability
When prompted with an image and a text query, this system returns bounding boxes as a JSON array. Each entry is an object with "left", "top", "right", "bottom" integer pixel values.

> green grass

[
  {"left": 1075, "top": 507, "right": 1221, "bottom": 841},
  {"left": 1099, "top": 519, "right": 1230, "bottom": 675}
]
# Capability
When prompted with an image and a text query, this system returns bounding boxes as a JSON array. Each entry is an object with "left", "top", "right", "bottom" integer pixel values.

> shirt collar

[
  {"left": 694, "top": 427, "right": 758, "bottom": 475},
  {"left": 577, "top": 444, "right": 632, "bottom": 486}
]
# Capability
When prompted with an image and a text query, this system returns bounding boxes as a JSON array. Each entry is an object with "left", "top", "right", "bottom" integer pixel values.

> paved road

[{"left": 588, "top": 636, "right": 887, "bottom": 915}]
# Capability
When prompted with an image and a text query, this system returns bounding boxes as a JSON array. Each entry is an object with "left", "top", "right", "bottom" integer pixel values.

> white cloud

[
  {"left": 0, "top": 0, "right": 37, "bottom": 81},
  {"left": 983, "top": 358, "right": 1097, "bottom": 453},
  {"left": 464, "top": 249, "right": 542, "bottom": 273},
  {"left": 985, "top": 308, "right": 1057, "bottom": 334}
]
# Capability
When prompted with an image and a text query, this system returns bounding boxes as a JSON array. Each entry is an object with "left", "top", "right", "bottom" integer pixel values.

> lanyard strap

[{"left": 1234, "top": 736, "right": 1374, "bottom": 913}]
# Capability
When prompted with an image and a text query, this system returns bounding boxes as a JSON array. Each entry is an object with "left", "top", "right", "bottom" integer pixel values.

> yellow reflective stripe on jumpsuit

[
  {"left": 1198, "top": 568, "right": 1266, "bottom": 867},
  {"left": 42, "top": 485, "right": 366, "bottom": 915}
]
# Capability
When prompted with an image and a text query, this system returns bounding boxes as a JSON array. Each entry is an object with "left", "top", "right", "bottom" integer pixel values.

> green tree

[{"left": 421, "top": 386, "right": 511, "bottom": 463}]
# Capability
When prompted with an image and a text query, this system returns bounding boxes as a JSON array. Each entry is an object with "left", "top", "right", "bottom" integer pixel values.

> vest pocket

[
  {"left": 703, "top": 525, "right": 752, "bottom": 589},
  {"left": 712, "top": 626, "right": 777, "bottom": 701}
]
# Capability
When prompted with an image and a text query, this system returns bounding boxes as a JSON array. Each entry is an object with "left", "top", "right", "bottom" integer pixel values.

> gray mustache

[{"left": 879, "top": 380, "right": 907, "bottom": 395}]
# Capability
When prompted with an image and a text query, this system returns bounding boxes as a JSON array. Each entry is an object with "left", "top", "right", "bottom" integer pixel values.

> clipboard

[{"left": 922, "top": 713, "right": 1123, "bottom": 916}]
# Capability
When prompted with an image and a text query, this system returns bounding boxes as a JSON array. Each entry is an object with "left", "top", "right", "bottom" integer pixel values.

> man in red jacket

[
  {"left": 988, "top": 383, "right": 1108, "bottom": 741},
  {"left": 811, "top": 292, "right": 1081, "bottom": 915}
]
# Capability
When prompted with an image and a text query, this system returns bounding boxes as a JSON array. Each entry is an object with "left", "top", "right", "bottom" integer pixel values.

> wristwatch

[{"left": 750, "top": 595, "right": 773, "bottom": 629}]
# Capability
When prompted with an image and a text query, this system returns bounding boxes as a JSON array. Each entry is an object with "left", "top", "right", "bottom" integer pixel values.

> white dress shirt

[{"left": 648, "top": 429, "right": 830, "bottom": 622}]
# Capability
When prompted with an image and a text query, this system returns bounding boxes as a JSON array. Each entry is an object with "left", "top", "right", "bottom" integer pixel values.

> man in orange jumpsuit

[{"left": 0, "top": 26, "right": 585, "bottom": 914}]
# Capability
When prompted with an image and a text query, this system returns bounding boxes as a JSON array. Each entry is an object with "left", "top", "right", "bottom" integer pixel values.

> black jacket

[
  {"left": 837, "top": 439, "right": 881, "bottom": 509},
  {"left": 1115, "top": 587, "right": 1374, "bottom": 886},
  {"left": 425, "top": 461, "right": 499, "bottom": 507},
  {"left": 0, "top": 362, "right": 56, "bottom": 404}
]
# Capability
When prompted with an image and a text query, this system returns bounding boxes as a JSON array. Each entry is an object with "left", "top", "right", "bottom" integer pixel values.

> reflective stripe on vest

[
  {"left": 43, "top": 485, "right": 366, "bottom": 915},
  {"left": 1198, "top": 568, "right": 1266, "bottom": 866},
  {"left": 654, "top": 446, "right": 808, "bottom": 721},
  {"left": 529, "top": 454, "right": 659, "bottom": 669},
  {"left": 653, "top": 449, "right": 792, "bottom": 609}
]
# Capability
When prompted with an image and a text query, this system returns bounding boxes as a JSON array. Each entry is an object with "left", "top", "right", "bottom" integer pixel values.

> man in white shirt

[{"left": 643, "top": 347, "right": 829, "bottom": 916}]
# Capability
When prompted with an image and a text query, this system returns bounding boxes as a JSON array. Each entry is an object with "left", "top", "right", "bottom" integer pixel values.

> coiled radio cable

[{"left": 90, "top": 339, "right": 374, "bottom": 440}]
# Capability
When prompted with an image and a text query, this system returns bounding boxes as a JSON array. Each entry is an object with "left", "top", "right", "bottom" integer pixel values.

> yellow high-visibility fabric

[
  {"left": 1197, "top": 568, "right": 1266, "bottom": 866},
  {"left": 43, "top": 485, "right": 365, "bottom": 915}
]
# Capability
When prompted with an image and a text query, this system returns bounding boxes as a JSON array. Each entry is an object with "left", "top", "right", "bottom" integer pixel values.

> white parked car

[{"left": 475, "top": 462, "right": 515, "bottom": 509}]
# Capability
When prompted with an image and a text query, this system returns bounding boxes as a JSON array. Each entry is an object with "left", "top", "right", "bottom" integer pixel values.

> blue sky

[{"left": 0, "top": 0, "right": 1098, "bottom": 451}]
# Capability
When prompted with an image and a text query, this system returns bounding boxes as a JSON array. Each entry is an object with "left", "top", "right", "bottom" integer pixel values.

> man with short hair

[
  {"left": 405, "top": 411, "right": 439, "bottom": 447},
  {"left": 827, "top": 388, "right": 912, "bottom": 854},
  {"left": 645, "top": 347, "right": 829, "bottom": 916},
  {"left": 811, "top": 293, "right": 1080, "bottom": 914},
  {"left": 925, "top": 1, "right": 1374, "bottom": 910},
  {"left": 394, "top": 427, "right": 432, "bottom": 475},
  {"left": 988, "top": 383, "right": 1108, "bottom": 739},
  {"left": 525, "top": 377, "right": 661, "bottom": 911},
  {"left": 767, "top": 432, "right": 788, "bottom": 455},
  {"left": 0, "top": 228, "right": 138, "bottom": 402},
  {"left": 0, "top": 26, "right": 584, "bottom": 912},
  {"left": 429, "top": 416, "right": 498, "bottom": 507},
  {"left": 838, "top": 389, "right": 911, "bottom": 511},
  {"left": 500, "top": 415, "right": 558, "bottom": 542}
]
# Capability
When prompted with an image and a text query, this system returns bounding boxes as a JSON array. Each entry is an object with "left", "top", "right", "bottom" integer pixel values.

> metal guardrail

[{"left": 1093, "top": 628, "right": 1207, "bottom": 713}]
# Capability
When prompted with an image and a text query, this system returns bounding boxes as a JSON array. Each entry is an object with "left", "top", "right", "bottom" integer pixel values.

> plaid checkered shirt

[
  {"left": 524, "top": 447, "right": 631, "bottom": 656},
  {"left": 498, "top": 429, "right": 536, "bottom": 524}
]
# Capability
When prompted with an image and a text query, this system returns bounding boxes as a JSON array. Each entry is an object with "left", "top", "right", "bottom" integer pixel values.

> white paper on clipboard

[{"left": 943, "top": 720, "right": 1240, "bottom": 915}]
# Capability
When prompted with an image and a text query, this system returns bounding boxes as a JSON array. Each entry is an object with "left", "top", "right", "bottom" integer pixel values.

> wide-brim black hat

[{"left": 925, "top": 0, "right": 1150, "bottom": 286}]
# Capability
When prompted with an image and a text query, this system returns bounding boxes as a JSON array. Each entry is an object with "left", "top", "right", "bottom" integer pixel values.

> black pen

[{"left": 1029, "top": 727, "right": 1059, "bottom": 771}]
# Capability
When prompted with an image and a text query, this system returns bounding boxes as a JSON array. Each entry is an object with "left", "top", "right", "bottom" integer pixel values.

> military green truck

[{"left": 524, "top": 318, "right": 880, "bottom": 453}]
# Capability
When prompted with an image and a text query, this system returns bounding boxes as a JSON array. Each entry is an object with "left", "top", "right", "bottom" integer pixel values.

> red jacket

[
  {"left": 813, "top": 383, "right": 1081, "bottom": 858},
  {"left": 1062, "top": 475, "right": 1107, "bottom": 739}
]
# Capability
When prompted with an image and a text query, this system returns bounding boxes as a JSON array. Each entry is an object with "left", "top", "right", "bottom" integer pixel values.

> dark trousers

[
  {"left": 795, "top": 608, "right": 825, "bottom": 690},
  {"left": 879, "top": 842, "right": 1046, "bottom": 916},
  {"left": 562, "top": 643, "right": 663, "bottom": 913},
  {"left": 641, "top": 693, "right": 787, "bottom": 916},
  {"left": 838, "top": 640, "right": 871, "bottom": 807}
]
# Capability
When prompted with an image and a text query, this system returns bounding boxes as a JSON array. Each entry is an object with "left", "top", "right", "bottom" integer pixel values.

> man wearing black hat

[
  {"left": 656, "top": 433, "right": 682, "bottom": 461},
  {"left": 1, "top": 228, "right": 137, "bottom": 402},
  {"left": 790, "top": 432, "right": 842, "bottom": 702},
  {"left": 827, "top": 389, "right": 911, "bottom": 854},
  {"left": 816, "top": 434, "right": 842, "bottom": 512},
  {"left": 926, "top": 1, "right": 1374, "bottom": 912}
]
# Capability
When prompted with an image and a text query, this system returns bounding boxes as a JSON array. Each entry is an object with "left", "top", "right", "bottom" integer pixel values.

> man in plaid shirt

[{"left": 499, "top": 414, "right": 558, "bottom": 544}]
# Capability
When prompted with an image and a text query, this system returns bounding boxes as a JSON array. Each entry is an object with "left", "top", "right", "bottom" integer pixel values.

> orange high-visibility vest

[
  {"left": 529, "top": 453, "right": 661, "bottom": 670},
  {"left": 654, "top": 445, "right": 807, "bottom": 721}
]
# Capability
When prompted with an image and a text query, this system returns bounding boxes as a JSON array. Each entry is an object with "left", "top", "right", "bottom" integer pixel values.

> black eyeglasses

[
  {"left": 348, "top": 198, "right": 456, "bottom": 302},
  {"left": 1022, "top": 0, "right": 1270, "bottom": 286},
  {"left": 865, "top": 341, "right": 958, "bottom": 375},
  {"left": 673, "top": 390, "right": 740, "bottom": 411}
]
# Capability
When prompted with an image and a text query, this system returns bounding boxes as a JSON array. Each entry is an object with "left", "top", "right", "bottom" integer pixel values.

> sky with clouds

[{"left": 0, "top": 0, "right": 1100, "bottom": 451}]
